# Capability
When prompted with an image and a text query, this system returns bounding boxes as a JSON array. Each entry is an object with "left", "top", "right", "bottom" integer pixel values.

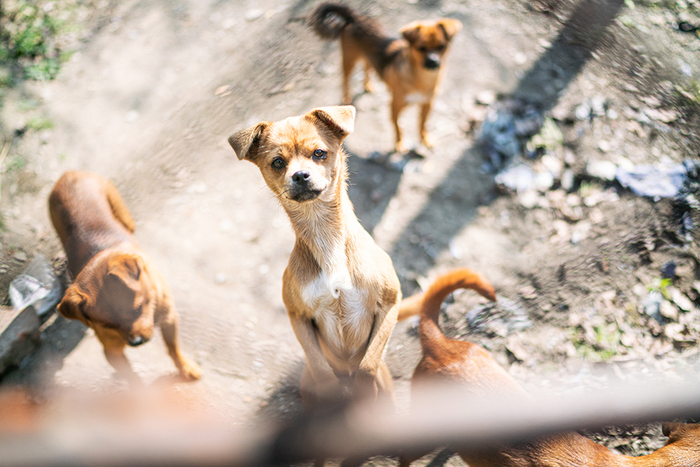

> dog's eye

[
  {"left": 417, "top": 46, "right": 428, "bottom": 53},
  {"left": 313, "top": 149, "right": 327, "bottom": 160},
  {"left": 435, "top": 44, "right": 446, "bottom": 52},
  {"left": 271, "top": 157, "right": 286, "bottom": 169}
]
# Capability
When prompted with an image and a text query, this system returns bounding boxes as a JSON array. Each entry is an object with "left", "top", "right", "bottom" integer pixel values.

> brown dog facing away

[
  {"left": 229, "top": 105, "right": 436, "bottom": 408},
  {"left": 49, "top": 171, "right": 201, "bottom": 385},
  {"left": 310, "top": 2, "right": 461, "bottom": 153},
  {"left": 403, "top": 269, "right": 700, "bottom": 467}
]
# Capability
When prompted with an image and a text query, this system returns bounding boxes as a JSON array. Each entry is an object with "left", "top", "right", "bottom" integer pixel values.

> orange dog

[
  {"left": 403, "top": 269, "right": 700, "bottom": 466},
  {"left": 49, "top": 171, "right": 201, "bottom": 384},
  {"left": 310, "top": 2, "right": 461, "bottom": 152}
]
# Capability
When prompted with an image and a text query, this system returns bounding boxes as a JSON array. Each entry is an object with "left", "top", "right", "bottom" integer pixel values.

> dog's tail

[
  {"left": 398, "top": 269, "right": 496, "bottom": 322},
  {"left": 309, "top": 2, "right": 358, "bottom": 39},
  {"left": 399, "top": 269, "right": 496, "bottom": 344}
]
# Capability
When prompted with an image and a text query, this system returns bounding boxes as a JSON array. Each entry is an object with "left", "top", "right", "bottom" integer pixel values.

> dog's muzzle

[
  {"left": 423, "top": 53, "right": 441, "bottom": 69},
  {"left": 289, "top": 170, "right": 322, "bottom": 202}
]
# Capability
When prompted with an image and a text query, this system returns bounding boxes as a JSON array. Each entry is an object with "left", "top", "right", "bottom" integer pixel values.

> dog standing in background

[
  {"left": 310, "top": 2, "right": 461, "bottom": 152},
  {"left": 50, "top": 171, "right": 201, "bottom": 385}
]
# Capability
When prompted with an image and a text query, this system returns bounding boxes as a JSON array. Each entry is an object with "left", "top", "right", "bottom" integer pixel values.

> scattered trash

[
  {"left": 661, "top": 261, "right": 676, "bottom": 280},
  {"left": 642, "top": 290, "right": 664, "bottom": 324},
  {"left": 8, "top": 254, "right": 62, "bottom": 317},
  {"left": 615, "top": 163, "right": 687, "bottom": 199},
  {"left": 478, "top": 99, "right": 542, "bottom": 170},
  {"left": 466, "top": 296, "right": 532, "bottom": 337}
]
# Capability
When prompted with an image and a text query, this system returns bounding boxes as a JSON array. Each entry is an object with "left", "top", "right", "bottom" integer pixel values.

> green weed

[{"left": 25, "top": 115, "right": 53, "bottom": 130}]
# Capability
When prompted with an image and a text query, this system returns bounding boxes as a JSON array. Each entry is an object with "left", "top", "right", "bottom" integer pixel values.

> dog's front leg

[
  {"left": 419, "top": 101, "right": 434, "bottom": 148},
  {"left": 353, "top": 303, "right": 399, "bottom": 401},
  {"left": 95, "top": 327, "right": 142, "bottom": 385},
  {"left": 289, "top": 314, "right": 340, "bottom": 402},
  {"left": 391, "top": 97, "right": 407, "bottom": 152},
  {"left": 160, "top": 313, "right": 202, "bottom": 382}
]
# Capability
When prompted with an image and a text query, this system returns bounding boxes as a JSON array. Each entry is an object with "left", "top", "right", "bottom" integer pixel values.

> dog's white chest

[{"left": 301, "top": 268, "right": 370, "bottom": 356}]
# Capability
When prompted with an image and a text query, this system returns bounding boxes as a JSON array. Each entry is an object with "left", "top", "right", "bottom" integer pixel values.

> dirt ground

[{"left": 1, "top": 0, "right": 700, "bottom": 464}]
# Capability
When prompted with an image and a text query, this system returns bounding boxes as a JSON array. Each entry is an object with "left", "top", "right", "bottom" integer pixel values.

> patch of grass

[
  {"left": 648, "top": 277, "right": 672, "bottom": 300},
  {"left": 25, "top": 115, "right": 53, "bottom": 130},
  {"left": 4, "top": 153, "right": 27, "bottom": 173},
  {"left": 570, "top": 322, "right": 623, "bottom": 362},
  {"left": 0, "top": 0, "right": 91, "bottom": 90}
]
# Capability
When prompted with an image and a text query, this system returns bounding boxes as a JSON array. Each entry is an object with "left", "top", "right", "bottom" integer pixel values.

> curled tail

[
  {"left": 398, "top": 268, "right": 496, "bottom": 322},
  {"left": 419, "top": 268, "right": 497, "bottom": 346},
  {"left": 310, "top": 2, "right": 357, "bottom": 39}
]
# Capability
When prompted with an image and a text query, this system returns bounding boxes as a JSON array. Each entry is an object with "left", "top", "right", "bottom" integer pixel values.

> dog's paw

[
  {"left": 179, "top": 359, "right": 202, "bottom": 382},
  {"left": 394, "top": 140, "right": 407, "bottom": 154}
]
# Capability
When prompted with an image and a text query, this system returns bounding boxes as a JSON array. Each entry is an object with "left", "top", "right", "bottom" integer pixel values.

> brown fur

[
  {"left": 310, "top": 3, "right": 461, "bottom": 152},
  {"left": 229, "top": 106, "right": 435, "bottom": 407},
  {"left": 402, "top": 269, "right": 700, "bottom": 467},
  {"left": 49, "top": 171, "right": 201, "bottom": 384}
]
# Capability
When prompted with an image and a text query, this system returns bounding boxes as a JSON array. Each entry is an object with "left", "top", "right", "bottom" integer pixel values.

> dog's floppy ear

[
  {"left": 104, "top": 253, "right": 144, "bottom": 309},
  {"left": 400, "top": 21, "right": 422, "bottom": 44},
  {"left": 438, "top": 18, "right": 462, "bottom": 41},
  {"left": 228, "top": 122, "right": 270, "bottom": 161},
  {"left": 309, "top": 105, "right": 356, "bottom": 139},
  {"left": 57, "top": 285, "right": 89, "bottom": 325},
  {"left": 106, "top": 253, "right": 143, "bottom": 289}
]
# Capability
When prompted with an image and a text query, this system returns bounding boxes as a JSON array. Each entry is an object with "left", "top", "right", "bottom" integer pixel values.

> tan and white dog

[{"left": 229, "top": 106, "right": 425, "bottom": 406}]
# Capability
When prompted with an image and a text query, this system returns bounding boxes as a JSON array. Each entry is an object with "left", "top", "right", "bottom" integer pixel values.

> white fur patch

[{"left": 301, "top": 263, "right": 370, "bottom": 361}]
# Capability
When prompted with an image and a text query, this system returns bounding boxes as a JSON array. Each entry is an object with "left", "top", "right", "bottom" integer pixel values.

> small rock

[
  {"left": 215, "top": 85, "right": 232, "bottom": 97},
  {"left": 12, "top": 251, "right": 27, "bottom": 262},
  {"left": 586, "top": 160, "right": 617, "bottom": 181},
  {"left": 575, "top": 102, "right": 591, "bottom": 120},
  {"left": 245, "top": 9, "right": 264, "bottom": 21},
  {"left": 519, "top": 190, "right": 541, "bottom": 209},
  {"left": 125, "top": 110, "right": 139, "bottom": 122},
  {"left": 660, "top": 300, "right": 678, "bottom": 321},
  {"left": 505, "top": 337, "right": 530, "bottom": 362},
  {"left": 668, "top": 287, "right": 694, "bottom": 312},
  {"left": 475, "top": 90, "right": 496, "bottom": 106},
  {"left": 664, "top": 323, "right": 687, "bottom": 342},
  {"left": 519, "top": 285, "right": 537, "bottom": 300}
]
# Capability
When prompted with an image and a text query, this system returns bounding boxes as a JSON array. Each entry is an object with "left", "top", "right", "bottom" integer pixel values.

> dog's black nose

[
  {"left": 128, "top": 336, "right": 145, "bottom": 347},
  {"left": 292, "top": 170, "right": 311, "bottom": 184},
  {"left": 424, "top": 55, "right": 440, "bottom": 69}
]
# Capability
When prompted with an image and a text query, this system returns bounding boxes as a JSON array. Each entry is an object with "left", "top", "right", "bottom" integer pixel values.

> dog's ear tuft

[
  {"left": 57, "top": 285, "right": 89, "bottom": 324},
  {"left": 228, "top": 122, "right": 270, "bottom": 161},
  {"left": 438, "top": 18, "right": 462, "bottom": 41},
  {"left": 310, "top": 106, "right": 355, "bottom": 139},
  {"left": 399, "top": 21, "right": 422, "bottom": 44}
]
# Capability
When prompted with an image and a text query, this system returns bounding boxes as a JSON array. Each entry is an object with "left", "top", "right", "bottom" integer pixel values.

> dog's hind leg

[
  {"left": 341, "top": 38, "right": 362, "bottom": 104},
  {"left": 105, "top": 180, "right": 136, "bottom": 233}
]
